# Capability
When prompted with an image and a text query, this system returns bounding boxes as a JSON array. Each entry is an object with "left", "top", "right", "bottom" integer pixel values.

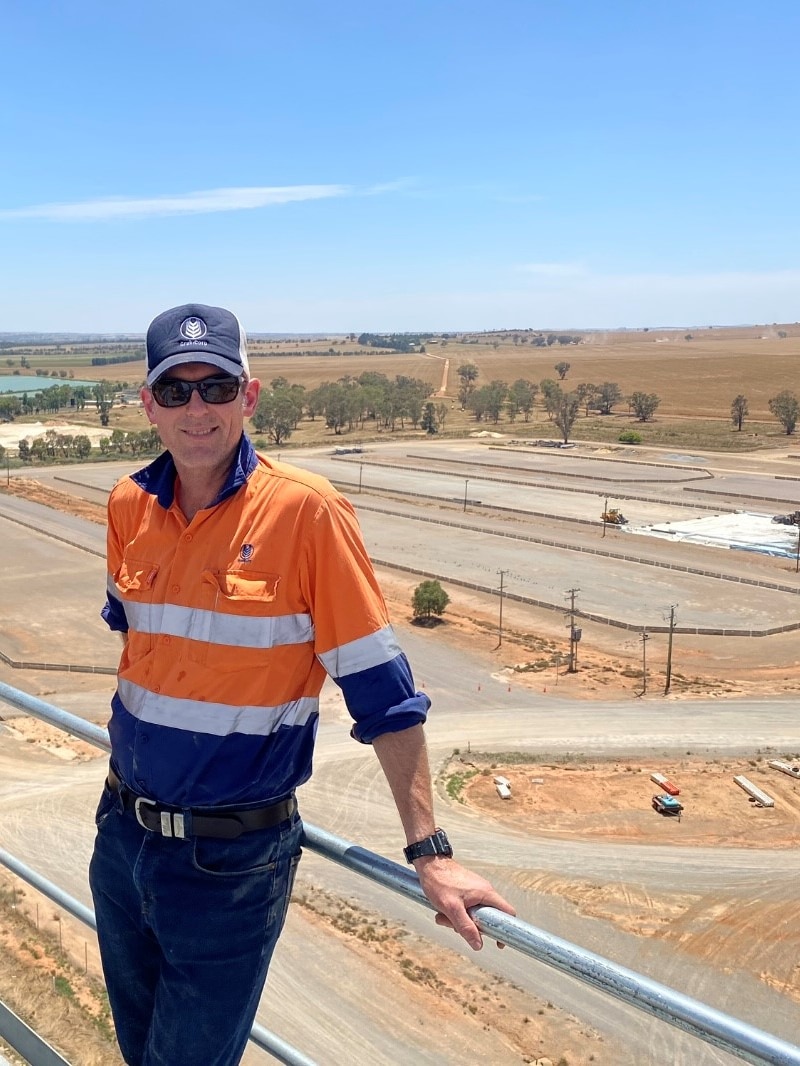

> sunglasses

[{"left": 151, "top": 374, "right": 242, "bottom": 408}]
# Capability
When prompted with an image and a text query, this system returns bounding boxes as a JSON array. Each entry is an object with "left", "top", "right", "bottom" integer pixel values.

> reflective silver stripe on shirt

[
  {"left": 116, "top": 597, "right": 314, "bottom": 650},
  {"left": 317, "top": 625, "right": 401, "bottom": 678},
  {"left": 117, "top": 678, "right": 318, "bottom": 737}
]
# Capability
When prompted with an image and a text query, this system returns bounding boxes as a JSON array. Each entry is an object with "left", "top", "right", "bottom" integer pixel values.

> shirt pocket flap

[
  {"left": 204, "top": 570, "right": 281, "bottom": 602},
  {"left": 115, "top": 559, "right": 159, "bottom": 596}
]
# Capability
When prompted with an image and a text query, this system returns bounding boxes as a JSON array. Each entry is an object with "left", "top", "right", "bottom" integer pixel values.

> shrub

[{"left": 618, "top": 430, "right": 642, "bottom": 444}]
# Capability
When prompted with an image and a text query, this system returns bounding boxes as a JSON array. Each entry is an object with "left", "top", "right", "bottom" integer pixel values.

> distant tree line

[
  {"left": 455, "top": 363, "right": 661, "bottom": 443},
  {"left": 250, "top": 371, "right": 438, "bottom": 444},
  {"left": 357, "top": 333, "right": 426, "bottom": 353},
  {"left": 91, "top": 352, "right": 143, "bottom": 365}
]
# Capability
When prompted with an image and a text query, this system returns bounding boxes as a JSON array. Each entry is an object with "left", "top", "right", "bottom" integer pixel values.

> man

[{"left": 90, "top": 303, "right": 514, "bottom": 1066}]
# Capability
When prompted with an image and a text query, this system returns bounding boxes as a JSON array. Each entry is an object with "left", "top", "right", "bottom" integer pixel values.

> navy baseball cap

[{"left": 145, "top": 303, "right": 250, "bottom": 386}]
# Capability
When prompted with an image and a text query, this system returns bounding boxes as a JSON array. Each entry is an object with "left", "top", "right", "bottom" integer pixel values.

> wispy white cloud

[{"left": 0, "top": 184, "right": 352, "bottom": 222}]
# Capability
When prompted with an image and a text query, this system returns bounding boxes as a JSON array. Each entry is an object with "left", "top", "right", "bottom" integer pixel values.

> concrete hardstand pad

[{"left": 2, "top": 438, "right": 800, "bottom": 1064}]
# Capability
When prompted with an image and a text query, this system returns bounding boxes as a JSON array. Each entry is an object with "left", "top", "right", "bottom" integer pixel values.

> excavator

[{"left": 601, "top": 507, "right": 628, "bottom": 525}]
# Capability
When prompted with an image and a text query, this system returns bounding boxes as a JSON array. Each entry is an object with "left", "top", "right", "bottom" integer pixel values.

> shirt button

[
  {"left": 140, "top": 735, "right": 149, "bottom": 744},
  {"left": 171, "top": 584, "right": 180, "bottom": 594},
  {"left": 184, "top": 534, "right": 193, "bottom": 542},
  {"left": 163, "top": 636, "right": 171, "bottom": 645},
  {"left": 153, "top": 685, "right": 161, "bottom": 693}
]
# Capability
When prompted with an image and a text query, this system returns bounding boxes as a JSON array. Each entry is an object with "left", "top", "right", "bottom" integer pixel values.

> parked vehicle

[
  {"left": 602, "top": 508, "right": 628, "bottom": 525},
  {"left": 652, "top": 793, "right": 683, "bottom": 816}
]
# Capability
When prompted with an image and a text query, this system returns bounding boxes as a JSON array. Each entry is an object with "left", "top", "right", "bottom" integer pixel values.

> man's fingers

[
  {"left": 434, "top": 905, "right": 482, "bottom": 950},
  {"left": 434, "top": 911, "right": 506, "bottom": 948}
]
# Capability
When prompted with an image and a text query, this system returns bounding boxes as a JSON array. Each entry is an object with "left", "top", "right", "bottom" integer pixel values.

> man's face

[{"left": 141, "top": 363, "right": 260, "bottom": 475}]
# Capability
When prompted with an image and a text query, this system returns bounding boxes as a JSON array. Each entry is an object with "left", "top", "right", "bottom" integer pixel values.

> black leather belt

[{"left": 107, "top": 768, "right": 296, "bottom": 840}]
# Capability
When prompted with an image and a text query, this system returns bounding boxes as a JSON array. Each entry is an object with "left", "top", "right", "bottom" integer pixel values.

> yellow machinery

[{"left": 601, "top": 508, "right": 628, "bottom": 525}]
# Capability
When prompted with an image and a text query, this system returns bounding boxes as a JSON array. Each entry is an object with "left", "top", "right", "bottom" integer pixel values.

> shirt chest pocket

[
  {"left": 114, "top": 559, "right": 161, "bottom": 653},
  {"left": 188, "top": 570, "right": 283, "bottom": 670}
]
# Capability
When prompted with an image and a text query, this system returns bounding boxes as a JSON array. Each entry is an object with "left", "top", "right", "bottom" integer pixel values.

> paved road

[
  {"left": 3, "top": 444, "right": 800, "bottom": 1061},
  {"left": 10, "top": 444, "right": 800, "bottom": 633}
]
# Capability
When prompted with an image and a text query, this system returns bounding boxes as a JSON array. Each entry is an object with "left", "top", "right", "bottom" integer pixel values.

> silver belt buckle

[
  {"left": 134, "top": 795, "right": 157, "bottom": 831},
  {"left": 134, "top": 795, "right": 185, "bottom": 838}
]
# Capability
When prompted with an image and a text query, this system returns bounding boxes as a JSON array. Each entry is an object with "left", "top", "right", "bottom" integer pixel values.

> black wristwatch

[{"left": 403, "top": 828, "right": 453, "bottom": 863}]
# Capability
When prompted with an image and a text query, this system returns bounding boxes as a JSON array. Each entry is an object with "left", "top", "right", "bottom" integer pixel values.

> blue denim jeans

[{"left": 88, "top": 783, "right": 303, "bottom": 1066}]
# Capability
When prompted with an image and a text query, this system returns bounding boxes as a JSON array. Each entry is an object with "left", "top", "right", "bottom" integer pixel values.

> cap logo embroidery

[
  {"left": 179, "top": 317, "right": 208, "bottom": 341},
  {"left": 239, "top": 543, "right": 254, "bottom": 563}
]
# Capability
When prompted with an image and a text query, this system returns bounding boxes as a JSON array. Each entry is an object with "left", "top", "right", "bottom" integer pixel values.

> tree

[
  {"left": 596, "top": 382, "right": 622, "bottom": 415},
  {"left": 575, "top": 382, "right": 598, "bottom": 416},
  {"left": 731, "top": 394, "right": 748, "bottom": 431},
  {"left": 73, "top": 434, "right": 92, "bottom": 459},
  {"left": 412, "top": 580, "right": 450, "bottom": 622},
  {"left": 769, "top": 390, "right": 800, "bottom": 435},
  {"left": 629, "top": 391, "right": 661, "bottom": 422},
  {"left": 252, "top": 388, "right": 304, "bottom": 445},
  {"left": 552, "top": 390, "right": 580, "bottom": 443},
  {"left": 456, "top": 363, "right": 479, "bottom": 409},
  {"left": 554, "top": 361, "right": 571, "bottom": 380},
  {"left": 509, "top": 379, "right": 537, "bottom": 421},
  {"left": 93, "top": 382, "right": 114, "bottom": 427},
  {"left": 468, "top": 380, "right": 507, "bottom": 423},
  {"left": 420, "top": 402, "right": 438, "bottom": 434}
]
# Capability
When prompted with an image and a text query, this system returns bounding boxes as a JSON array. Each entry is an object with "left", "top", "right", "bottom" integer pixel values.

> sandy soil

[
  {"left": 455, "top": 753, "right": 800, "bottom": 849},
  {"left": 0, "top": 478, "right": 106, "bottom": 524},
  {"left": 3, "top": 476, "right": 799, "bottom": 1063}
]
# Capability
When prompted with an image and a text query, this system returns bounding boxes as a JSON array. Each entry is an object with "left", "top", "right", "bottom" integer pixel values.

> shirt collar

[{"left": 131, "top": 433, "right": 258, "bottom": 510}]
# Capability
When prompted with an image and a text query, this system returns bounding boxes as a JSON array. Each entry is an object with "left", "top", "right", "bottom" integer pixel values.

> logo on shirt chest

[{"left": 239, "top": 543, "right": 255, "bottom": 563}]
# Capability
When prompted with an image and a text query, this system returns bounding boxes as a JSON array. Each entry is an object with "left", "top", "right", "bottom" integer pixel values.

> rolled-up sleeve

[{"left": 305, "top": 493, "right": 430, "bottom": 743}]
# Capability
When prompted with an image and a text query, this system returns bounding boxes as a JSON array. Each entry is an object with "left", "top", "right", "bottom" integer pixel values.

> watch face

[{"left": 432, "top": 830, "right": 452, "bottom": 854}]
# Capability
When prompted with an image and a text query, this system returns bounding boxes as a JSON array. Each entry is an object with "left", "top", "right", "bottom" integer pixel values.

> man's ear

[
  {"left": 242, "top": 378, "right": 261, "bottom": 417},
  {"left": 141, "top": 386, "right": 157, "bottom": 425}
]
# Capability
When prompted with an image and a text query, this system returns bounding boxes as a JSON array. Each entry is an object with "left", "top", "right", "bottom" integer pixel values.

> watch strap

[{"left": 403, "top": 828, "right": 453, "bottom": 863}]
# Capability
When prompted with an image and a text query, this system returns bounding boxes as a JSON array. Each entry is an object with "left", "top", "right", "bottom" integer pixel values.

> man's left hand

[{"left": 413, "top": 855, "right": 516, "bottom": 950}]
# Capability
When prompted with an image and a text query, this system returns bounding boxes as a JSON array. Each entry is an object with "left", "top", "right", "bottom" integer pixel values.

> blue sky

[{"left": 1, "top": 1, "right": 798, "bottom": 332}]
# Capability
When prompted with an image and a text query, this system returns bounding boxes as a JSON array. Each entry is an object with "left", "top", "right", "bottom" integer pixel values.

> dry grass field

[{"left": 6, "top": 324, "right": 800, "bottom": 453}]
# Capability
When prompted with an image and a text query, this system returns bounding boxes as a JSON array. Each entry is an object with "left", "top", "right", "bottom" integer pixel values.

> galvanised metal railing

[{"left": 2, "top": 679, "right": 800, "bottom": 1066}]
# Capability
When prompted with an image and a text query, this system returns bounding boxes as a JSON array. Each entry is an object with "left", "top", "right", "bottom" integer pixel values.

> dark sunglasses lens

[
  {"left": 152, "top": 376, "right": 240, "bottom": 407},
  {"left": 199, "top": 378, "right": 240, "bottom": 403},
  {"left": 153, "top": 379, "right": 193, "bottom": 407}
]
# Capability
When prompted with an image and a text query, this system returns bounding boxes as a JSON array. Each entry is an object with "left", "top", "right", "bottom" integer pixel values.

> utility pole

[
  {"left": 358, "top": 462, "right": 364, "bottom": 494},
  {"left": 564, "top": 588, "right": 581, "bottom": 672},
  {"left": 463, "top": 478, "right": 469, "bottom": 512},
  {"left": 664, "top": 605, "right": 677, "bottom": 695},
  {"left": 639, "top": 627, "right": 649, "bottom": 696},
  {"left": 496, "top": 569, "right": 507, "bottom": 648},
  {"left": 602, "top": 495, "right": 608, "bottom": 538}
]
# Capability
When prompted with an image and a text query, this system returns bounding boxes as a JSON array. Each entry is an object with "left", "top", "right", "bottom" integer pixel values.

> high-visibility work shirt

[{"left": 101, "top": 435, "right": 430, "bottom": 807}]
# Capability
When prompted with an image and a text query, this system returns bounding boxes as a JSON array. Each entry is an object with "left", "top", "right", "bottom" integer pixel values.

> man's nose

[{"left": 185, "top": 386, "right": 210, "bottom": 412}]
